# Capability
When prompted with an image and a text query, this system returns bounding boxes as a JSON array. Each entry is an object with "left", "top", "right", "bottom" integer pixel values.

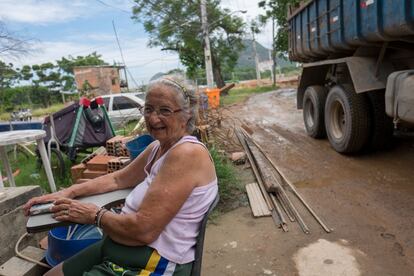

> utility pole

[
  {"left": 272, "top": 17, "right": 277, "bottom": 87},
  {"left": 268, "top": 49, "right": 274, "bottom": 82},
  {"left": 252, "top": 31, "right": 261, "bottom": 85},
  {"left": 200, "top": 0, "right": 214, "bottom": 88},
  {"left": 112, "top": 20, "right": 129, "bottom": 92}
]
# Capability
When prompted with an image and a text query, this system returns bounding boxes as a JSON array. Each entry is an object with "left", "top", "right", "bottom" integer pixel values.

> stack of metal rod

[{"left": 235, "top": 126, "right": 332, "bottom": 234}]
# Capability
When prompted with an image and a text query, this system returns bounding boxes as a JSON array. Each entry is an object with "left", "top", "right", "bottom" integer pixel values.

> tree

[
  {"left": 258, "top": 0, "right": 300, "bottom": 53},
  {"left": 57, "top": 52, "right": 107, "bottom": 91},
  {"left": 0, "top": 60, "right": 19, "bottom": 89},
  {"left": 0, "top": 21, "right": 33, "bottom": 59},
  {"left": 132, "top": 0, "right": 245, "bottom": 88},
  {"left": 29, "top": 62, "right": 62, "bottom": 107},
  {"left": 57, "top": 52, "right": 106, "bottom": 74}
]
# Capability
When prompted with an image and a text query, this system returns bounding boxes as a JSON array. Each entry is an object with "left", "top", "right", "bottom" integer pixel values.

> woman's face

[{"left": 144, "top": 85, "right": 188, "bottom": 144}]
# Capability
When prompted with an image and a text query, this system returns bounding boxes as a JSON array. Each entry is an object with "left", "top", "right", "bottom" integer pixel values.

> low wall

[{"left": 0, "top": 186, "right": 43, "bottom": 265}]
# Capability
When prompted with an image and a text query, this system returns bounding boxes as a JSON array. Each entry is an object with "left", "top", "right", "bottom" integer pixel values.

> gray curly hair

[{"left": 146, "top": 74, "right": 198, "bottom": 133}]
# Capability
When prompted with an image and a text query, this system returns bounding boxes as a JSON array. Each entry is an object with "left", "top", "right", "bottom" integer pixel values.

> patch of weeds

[
  {"left": 220, "top": 85, "right": 276, "bottom": 106},
  {"left": 209, "top": 147, "right": 245, "bottom": 214},
  {"left": 3, "top": 145, "right": 73, "bottom": 193}
]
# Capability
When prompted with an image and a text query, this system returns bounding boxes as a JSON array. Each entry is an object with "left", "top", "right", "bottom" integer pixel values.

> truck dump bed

[{"left": 288, "top": 0, "right": 414, "bottom": 62}]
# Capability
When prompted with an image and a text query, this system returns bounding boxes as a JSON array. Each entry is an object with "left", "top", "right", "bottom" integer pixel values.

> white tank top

[{"left": 121, "top": 135, "right": 218, "bottom": 264}]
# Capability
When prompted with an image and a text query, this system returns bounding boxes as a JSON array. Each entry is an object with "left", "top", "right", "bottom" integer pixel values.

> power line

[
  {"left": 94, "top": 0, "right": 131, "bottom": 14},
  {"left": 112, "top": 20, "right": 129, "bottom": 90}
]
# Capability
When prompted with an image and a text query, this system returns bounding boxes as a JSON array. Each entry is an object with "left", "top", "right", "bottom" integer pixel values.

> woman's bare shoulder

[{"left": 169, "top": 141, "right": 209, "bottom": 160}]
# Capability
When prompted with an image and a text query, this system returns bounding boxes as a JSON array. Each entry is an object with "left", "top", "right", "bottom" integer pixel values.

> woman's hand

[
  {"left": 51, "top": 198, "right": 100, "bottom": 225},
  {"left": 23, "top": 190, "right": 71, "bottom": 216}
]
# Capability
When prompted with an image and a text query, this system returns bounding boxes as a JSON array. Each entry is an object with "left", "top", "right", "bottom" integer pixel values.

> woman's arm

[
  {"left": 24, "top": 142, "right": 157, "bottom": 215},
  {"left": 99, "top": 142, "right": 216, "bottom": 246}
]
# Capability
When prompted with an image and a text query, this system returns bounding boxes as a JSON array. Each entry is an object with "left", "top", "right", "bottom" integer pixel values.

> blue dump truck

[{"left": 288, "top": 0, "right": 414, "bottom": 153}]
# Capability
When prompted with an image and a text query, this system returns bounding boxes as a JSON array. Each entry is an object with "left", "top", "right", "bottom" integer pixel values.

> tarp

[{"left": 43, "top": 101, "right": 114, "bottom": 150}]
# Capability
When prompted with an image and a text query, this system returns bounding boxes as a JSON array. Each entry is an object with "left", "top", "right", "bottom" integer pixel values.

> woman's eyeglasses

[{"left": 140, "top": 106, "right": 182, "bottom": 117}]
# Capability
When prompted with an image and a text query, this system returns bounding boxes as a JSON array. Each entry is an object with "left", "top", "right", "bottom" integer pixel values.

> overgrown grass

[
  {"left": 220, "top": 85, "right": 276, "bottom": 106},
  {"left": 31, "top": 104, "right": 66, "bottom": 117},
  {"left": 209, "top": 147, "right": 244, "bottom": 213},
  {"left": 115, "top": 120, "right": 139, "bottom": 136},
  {"left": 0, "top": 103, "right": 67, "bottom": 121},
  {"left": 3, "top": 145, "right": 72, "bottom": 193}
]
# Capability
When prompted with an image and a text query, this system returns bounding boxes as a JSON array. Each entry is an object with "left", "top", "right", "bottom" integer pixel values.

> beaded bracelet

[
  {"left": 97, "top": 209, "right": 108, "bottom": 228},
  {"left": 94, "top": 208, "right": 108, "bottom": 228}
]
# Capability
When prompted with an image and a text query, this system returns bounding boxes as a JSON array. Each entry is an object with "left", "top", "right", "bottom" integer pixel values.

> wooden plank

[
  {"left": 247, "top": 140, "right": 278, "bottom": 193},
  {"left": 252, "top": 184, "right": 268, "bottom": 217},
  {"left": 246, "top": 183, "right": 260, "bottom": 216},
  {"left": 235, "top": 130, "right": 273, "bottom": 211},
  {"left": 245, "top": 183, "right": 271, "bottom": 217}
]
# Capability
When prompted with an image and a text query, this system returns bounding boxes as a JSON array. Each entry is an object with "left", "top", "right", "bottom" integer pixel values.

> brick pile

[
  {"left": 71, "top": 135, "right": 133, "bottom": 183},
  {"left": 106, "top": 136, "right": 131, "bottom": 157},
  {"left": 107, "top": 157, "right": 131, "bottom": 173}
]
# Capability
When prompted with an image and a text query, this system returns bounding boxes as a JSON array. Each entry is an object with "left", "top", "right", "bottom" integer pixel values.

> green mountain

[{"left": 236, "top": 39, "right": 295, "bottom": 69}]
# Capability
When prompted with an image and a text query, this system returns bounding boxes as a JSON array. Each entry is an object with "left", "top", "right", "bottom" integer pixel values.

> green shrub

[{"left": 209, "top": 147, "right": 243, "bottom": 209}]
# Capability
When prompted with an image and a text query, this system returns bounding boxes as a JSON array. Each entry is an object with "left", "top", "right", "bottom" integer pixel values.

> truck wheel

[
  {"left": 367, "top": 91, "right": 394, "bottom": 150},
  {"left": 325, "top": 85, "right": 370, "bottom": 153},
  {"left": 303, "top": 86, "right": 328, "bottom": 138}
]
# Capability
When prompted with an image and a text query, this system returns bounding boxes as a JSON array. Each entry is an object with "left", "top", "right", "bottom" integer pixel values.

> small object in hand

[{"left": 29, "top": 202, "right": 54, "bottom": 216}]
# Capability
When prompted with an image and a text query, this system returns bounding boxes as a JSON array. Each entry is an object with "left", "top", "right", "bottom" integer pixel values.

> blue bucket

[
  {"left": 45, "top": 224, "right": 102, "bottom": 267},
  {"left": 126, "top": 134, "right": 155, "bottom": 160}
]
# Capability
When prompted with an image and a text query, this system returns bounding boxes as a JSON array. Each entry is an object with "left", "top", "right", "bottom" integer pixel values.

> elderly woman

[{"left": 24, "top": 75, "right": 218, "bottom": 276}]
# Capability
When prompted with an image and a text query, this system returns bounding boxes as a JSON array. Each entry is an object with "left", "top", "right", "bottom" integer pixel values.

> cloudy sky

[{"left": 0, "top": 0, "right": 272, "bottom": 86}]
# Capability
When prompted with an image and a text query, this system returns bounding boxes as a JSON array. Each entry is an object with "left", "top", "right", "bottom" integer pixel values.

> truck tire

[
  {"left": 367, "top": 91, "right": 394, "bottom": 150},
  {"left": 325, "top": 85, "right": 370, "bottom": 153},
  {"left": 303, "top": 85, "right": 328, "bottom": 138}
]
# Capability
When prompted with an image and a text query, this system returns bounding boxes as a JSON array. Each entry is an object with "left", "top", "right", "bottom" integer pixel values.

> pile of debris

[
  {"left": 196, "top": 107, "right": 243, "bottom": 156},
  {"left": 70, "top": 135, "right": 132, "bottom": 184},
  {"left": 235, "top": 126, "right": 331, "bottom": 234}
]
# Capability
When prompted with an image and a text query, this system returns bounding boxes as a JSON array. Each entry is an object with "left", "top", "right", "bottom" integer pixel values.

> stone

[
  {"left": 0, "top": 246, "right": 48, "bottom": 276},
  {"left": 230, "top": 152, "right": 246, "bottom": 165},
  {"left": 0, "top": 186, "right": 44, "bottom": 266}
]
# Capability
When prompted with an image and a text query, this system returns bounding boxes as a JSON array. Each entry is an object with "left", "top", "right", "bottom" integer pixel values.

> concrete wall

[{"left": 0, "top": 186, "right": 43, "bottom": 266}]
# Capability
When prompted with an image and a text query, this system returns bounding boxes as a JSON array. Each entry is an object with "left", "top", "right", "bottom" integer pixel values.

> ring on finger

[{"left": 64, "top": 209, "right": 69, "bottom": 215}]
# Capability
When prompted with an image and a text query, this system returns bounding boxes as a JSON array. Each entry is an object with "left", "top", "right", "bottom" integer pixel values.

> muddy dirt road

[{"left": 202, "top": 89, "right": 414, "bottom": 276}]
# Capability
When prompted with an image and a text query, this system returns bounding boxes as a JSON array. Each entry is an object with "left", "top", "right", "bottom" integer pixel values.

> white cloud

[
  {"left": 66, "top": 33, "right": 115, "bottom": 43},
  {"left": 6, "top": 36, "right": 181, "bottom": 86},
  {"left": 0, "top": 0, "right": 83, "bottom": 24},
  {"left": 1, "top": 0, "right": 272, "bottom": 85},
  {"left": 221, "top": 0, "right": 273, "bottom": 48},
  {"left": 0, "top": 0, "right": 134, "bottom": 24}
]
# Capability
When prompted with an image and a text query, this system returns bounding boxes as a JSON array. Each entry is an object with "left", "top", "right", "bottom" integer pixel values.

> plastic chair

[{"left": 190, "top": 193, "right": 220, "bottom": 276}]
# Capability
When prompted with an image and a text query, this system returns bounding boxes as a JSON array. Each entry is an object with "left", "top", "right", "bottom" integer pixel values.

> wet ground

[{"left": 202, "top": 89, "right": 414, "bottom": 275}]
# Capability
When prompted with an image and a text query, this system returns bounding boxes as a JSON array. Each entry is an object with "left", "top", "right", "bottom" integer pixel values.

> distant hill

[
  {"left": 236, "top": 39, "right": 295, "bottom": 69},
  {"left": 148, "top": 40, "right": 296, "bottom": 81}
]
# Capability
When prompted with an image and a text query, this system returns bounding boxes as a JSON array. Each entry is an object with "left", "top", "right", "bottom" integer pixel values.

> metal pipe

[
  {"left": 270, "top": 193, "right": 288, "bottom": 232},
  {"left": 276, "top": 192, "right": 296, "bottom": 222},
  {"left": 235, "top": 130, "right": 273, "bottom": 211},
  {"left": 241, "top": 128, "right": 332, "bottom": 233},
  {"left": 275, "top": 184, "right": 310, "bottom": 234}
]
